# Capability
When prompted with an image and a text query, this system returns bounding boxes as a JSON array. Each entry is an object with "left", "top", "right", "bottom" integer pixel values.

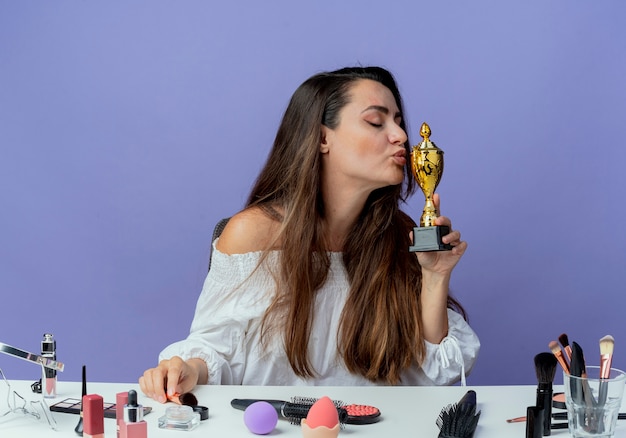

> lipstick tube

[
  {"left": 526, "top": 406, "right": 544, "bottom": 438},
  {"left": 83, "top": 394, "right": 105, "bottom": 438}
]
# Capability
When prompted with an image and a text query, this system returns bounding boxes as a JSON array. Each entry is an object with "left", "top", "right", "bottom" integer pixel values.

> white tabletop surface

[{"left": 0, "top": 380, "right": 621, "bottom": 437}]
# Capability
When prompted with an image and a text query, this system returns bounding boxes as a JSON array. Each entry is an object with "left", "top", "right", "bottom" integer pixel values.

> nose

[{"left": 389, "top": 124, "right": 408, "bottom": 145}]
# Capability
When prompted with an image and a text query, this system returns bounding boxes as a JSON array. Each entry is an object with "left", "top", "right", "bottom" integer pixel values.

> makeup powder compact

[
  {"left": 158, "top": 405, "right": 201, "bottom": 431},
  {"left": 552, "top": 392, "right": 566, "bottom": 410}
]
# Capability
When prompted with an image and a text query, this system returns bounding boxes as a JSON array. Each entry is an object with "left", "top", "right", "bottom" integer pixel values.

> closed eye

[{"left": 367, "top": 121, "right": 382, "bottom": 128}]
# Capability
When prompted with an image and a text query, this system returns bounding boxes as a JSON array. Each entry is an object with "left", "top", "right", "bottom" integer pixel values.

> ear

[{"left": 320, "top": 125, "right": 330, "bottom": 154}]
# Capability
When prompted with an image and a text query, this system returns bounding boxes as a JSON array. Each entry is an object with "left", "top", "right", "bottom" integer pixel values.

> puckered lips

[{"left": 392, "top": 149, "right": 407, "bottom": 166}]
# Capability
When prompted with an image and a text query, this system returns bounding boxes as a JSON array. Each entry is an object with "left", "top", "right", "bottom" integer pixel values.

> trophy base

[{"left": 409, "top": 225, "right": 452, "bottom": 252}]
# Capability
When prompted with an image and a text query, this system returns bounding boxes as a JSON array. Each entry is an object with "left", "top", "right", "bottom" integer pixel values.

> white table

[{"left": 0, "top": 380, "right": 620, "bottom": 437}]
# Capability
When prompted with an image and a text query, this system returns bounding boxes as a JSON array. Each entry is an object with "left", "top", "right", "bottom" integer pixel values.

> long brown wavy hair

[{"left": 245, "top": 66, "right": 466, "bottom": 384}]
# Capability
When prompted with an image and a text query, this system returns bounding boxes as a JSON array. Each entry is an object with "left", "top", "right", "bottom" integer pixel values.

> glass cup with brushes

[{"left": 563, "top": 337, "right": 625, "bottom": 438}]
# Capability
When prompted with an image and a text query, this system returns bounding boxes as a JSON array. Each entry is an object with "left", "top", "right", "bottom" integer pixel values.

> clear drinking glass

[{"left": 564, "top": 366, "right": 626, "bottom": 438}]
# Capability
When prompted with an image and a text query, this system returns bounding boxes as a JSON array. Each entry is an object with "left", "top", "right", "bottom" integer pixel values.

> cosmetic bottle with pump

[{"left": 121, "top": 390, "right": 147, "bottom": 438}]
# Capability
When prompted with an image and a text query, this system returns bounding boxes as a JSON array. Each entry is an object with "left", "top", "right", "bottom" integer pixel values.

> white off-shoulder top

[{"left": 159, "top": 240, "right": 480, "bottom": 386}]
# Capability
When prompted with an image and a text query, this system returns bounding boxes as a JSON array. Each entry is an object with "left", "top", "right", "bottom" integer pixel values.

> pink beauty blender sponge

[
  {"left": 301, "top": 396, "right": 340, "bottom": 438},
  {"left": 243, "top": 401, "right": 278, "bottom": 435}
]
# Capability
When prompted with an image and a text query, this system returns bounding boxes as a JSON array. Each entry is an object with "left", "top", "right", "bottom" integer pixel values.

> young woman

[{"left": 139, "top": 66, "right": 480, "bottom": 403}]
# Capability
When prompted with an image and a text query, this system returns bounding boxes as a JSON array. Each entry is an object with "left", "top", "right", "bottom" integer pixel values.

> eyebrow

[{"left": 361, "top": 105, "right": 402, "bottom": 119}]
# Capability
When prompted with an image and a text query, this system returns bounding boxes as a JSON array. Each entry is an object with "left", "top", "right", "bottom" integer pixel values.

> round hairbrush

[{"left": 291, "top": 397, "right": 381, "bottom": 425}]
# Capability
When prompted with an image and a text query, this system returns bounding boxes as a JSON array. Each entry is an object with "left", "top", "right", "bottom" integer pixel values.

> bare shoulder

[{"left": 216, "top": 206, "right": 282, "bottom": 254}]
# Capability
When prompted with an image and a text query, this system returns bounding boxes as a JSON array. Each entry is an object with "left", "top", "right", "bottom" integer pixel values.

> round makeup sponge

[{"left": 243, "top": 401, "right": 278, "bottom": 435}]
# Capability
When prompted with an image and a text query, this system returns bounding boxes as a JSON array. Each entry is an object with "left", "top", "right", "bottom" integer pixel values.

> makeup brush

[
  {"left": 553, "top": 412, "right": 626, "bottom": 420},
  {"left": 569, "top": 342, "right": 585, "bottom": 401},
  {"left": 507, "top": 412, "right": 626, "bottom": 422},
  {"left": 568, "top": 342, "right": 587, "bottom": 434},
  {"left": 599, "top": 335, "right": 615, "bottom": 405},
  {"left": 75, "top": 365, "right": 86, "bottom": 436},
  {"left": 558, "top": 333, "right": 573, "bottom": 362},
  {"left": 534, "top": 352, "right": 557, "bottom": 436},
  {"left": 168, "top": 392, "right": 199, "bottom": 406},
  {"left": 436, "top": 390, "right": 481, "bottom": 438},
  {"left": 571, "top": 341, "right": 603, "bottom": 433},
  {"left": 549, "top": 340, "right": 570, "bottom": 374},
  {"left": 599, "top": 335, "right": 614, "bottom": 379},
  {"left": 571, "top": 342, "right": 596, "bottom": 407}
]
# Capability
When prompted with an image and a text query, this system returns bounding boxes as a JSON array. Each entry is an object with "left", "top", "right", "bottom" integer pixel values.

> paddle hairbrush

[{"left": 436, "top": 390, "right": 481, "bottom": 438}]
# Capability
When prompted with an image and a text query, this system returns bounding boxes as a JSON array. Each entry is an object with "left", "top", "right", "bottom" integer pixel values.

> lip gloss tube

[{"left": 41, "top": 333, "right": 56, "bottom": 398}]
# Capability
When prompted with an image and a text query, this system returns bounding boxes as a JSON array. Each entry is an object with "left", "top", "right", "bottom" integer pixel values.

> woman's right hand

[{"left": 138, "top": 356, "right": 201, "bottom": 403}]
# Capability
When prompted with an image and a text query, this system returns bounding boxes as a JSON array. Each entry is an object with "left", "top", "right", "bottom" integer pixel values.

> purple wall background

[{"left": 1, "top": 2, "right": 625, "bottom": 387}]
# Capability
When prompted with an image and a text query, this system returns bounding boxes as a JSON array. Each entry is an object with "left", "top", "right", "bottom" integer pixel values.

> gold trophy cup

[{"left": 409, "top": 122, "right": 452, "bottom": 252}]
